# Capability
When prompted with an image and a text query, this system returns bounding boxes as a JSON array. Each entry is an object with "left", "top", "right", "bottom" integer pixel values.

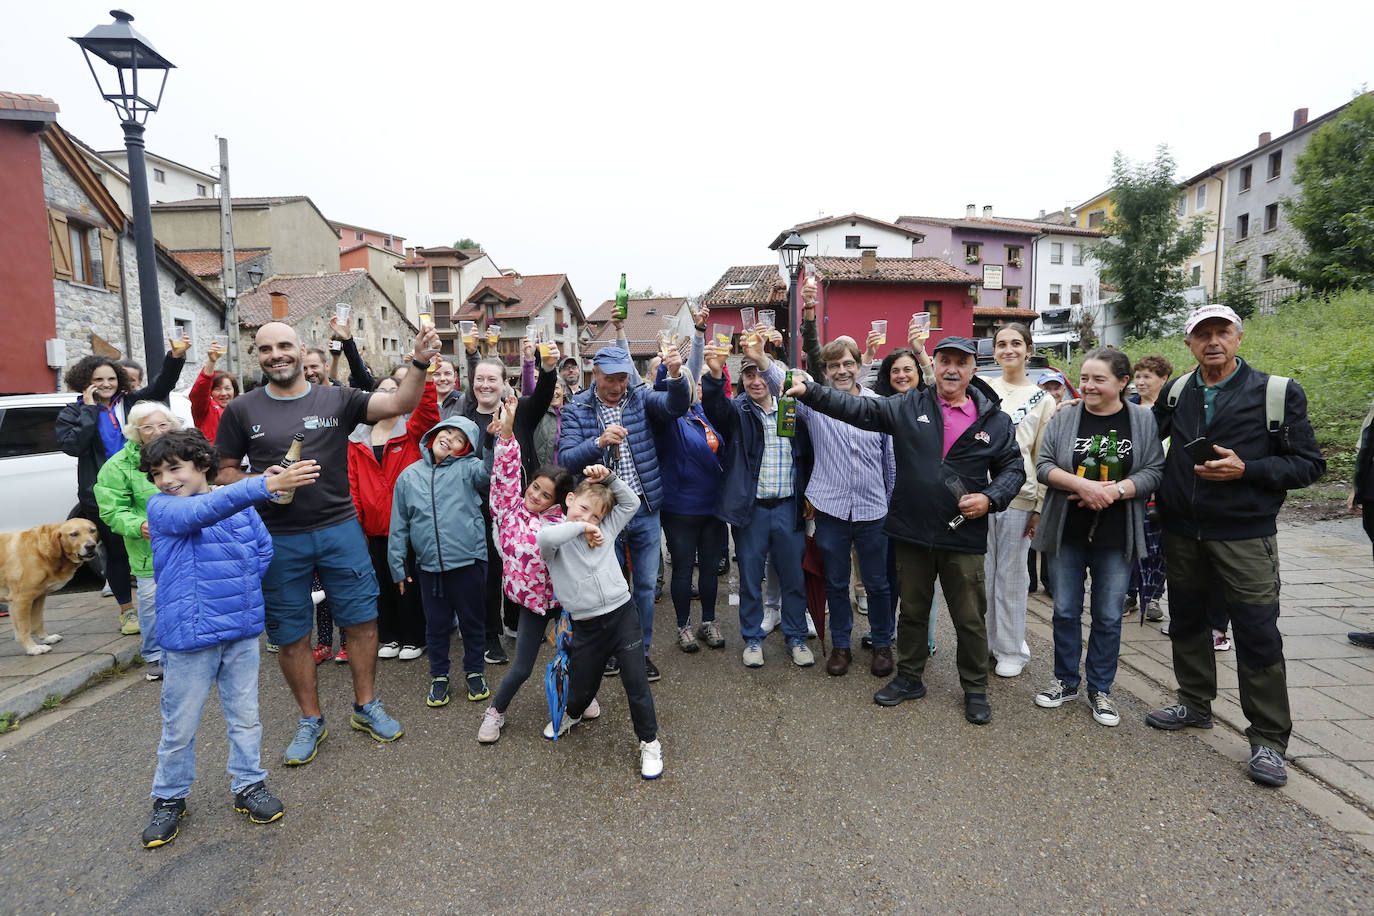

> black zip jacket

[
  {"left": 1152, "top": 359, "right": 1325, "bottom": 540},
  {"left": 797, "top": 381, "right": 1024, "bottom": 554}
]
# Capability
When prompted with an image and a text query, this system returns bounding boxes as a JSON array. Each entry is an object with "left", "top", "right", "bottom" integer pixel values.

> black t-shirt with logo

[
  {"left": 1063, "top": 406, "right": 1134, "bottom": 548},
  {"left": 216, "top": 384, "right": 372, "bottom": 535}
]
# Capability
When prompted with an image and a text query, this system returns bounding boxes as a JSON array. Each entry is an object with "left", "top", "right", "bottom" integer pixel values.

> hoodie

[{"left": 536, "top": 473, "right": 640, "bottom": 620}]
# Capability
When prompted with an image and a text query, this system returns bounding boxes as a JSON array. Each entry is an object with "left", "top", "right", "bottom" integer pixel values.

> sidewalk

[{"left": 1027, "top": 515, "right": 1374, "bottom": 814}]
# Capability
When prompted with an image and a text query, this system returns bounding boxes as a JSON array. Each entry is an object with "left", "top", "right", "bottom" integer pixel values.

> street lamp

[
  {"left": 72, "top": 10, "right": 175, "bottom": 376},
  {"left": 777, "top": 232, "right": 808, "bottom": 361},
  {"left": 247, "top": 264, "right": 264, "bottom": 291}
]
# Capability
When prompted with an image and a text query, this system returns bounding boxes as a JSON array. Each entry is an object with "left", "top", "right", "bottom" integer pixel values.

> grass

[
  {"left": 0, "top": 712, "right": 17, "bottom": 734},
  {"left": 41, "top": 694, "right": 63, "bottom": 709}
]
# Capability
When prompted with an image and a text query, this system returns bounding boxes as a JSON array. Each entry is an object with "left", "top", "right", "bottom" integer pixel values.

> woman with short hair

[{"left": 1125, "top": 354, "right": 1173, "bottom": 625}]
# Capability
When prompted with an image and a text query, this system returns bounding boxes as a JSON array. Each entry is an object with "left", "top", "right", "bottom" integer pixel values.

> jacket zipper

[{"left": 430, "top": 462, "right": 444, "bottom": 572}]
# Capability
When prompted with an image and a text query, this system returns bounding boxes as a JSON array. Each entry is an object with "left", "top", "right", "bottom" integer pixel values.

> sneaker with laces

[
  {"left": 697, "top": 620, "right": 725, "bottom": 649},
  {"left": 742, "top": 640, "right": 764, "bottom": 668},
  {"left": 144, "top": 661, "right": 163, "bottom": 681},
  {"left": 265, "top": 642, "right": 279, "bottom": 653},
  {"left": 233, "top": 781, "right": 284, "bottom": 824},
  {"left": 377, "top": 641, "right": 401, "bottom": 659},
  {"left": 791, "top": 642, "right": 816, "bottom": 667},
  {"left": 398, "top": 645, "right": 423, "bottom": 660},
  {"left": 350, "top": 699, "right": 403, "bottom": 742},
  {"left": 477, "top": 706, "right": 505, "bottom": 743},
  {"left": 313, "top": 643, "right": 334, "bottom": 664},
  {"left": 140, "top": 797, "right": 185, "bottom": 848},
  {"left": 120, "top": 608, "right": 140, "bottom": 635},
  {"left": 640, "top": 738, "right": 664, "bottom": 779},
  {"left": 760, "top": 607, "right": 781, "bottom": 634},
  {"left": 1123, "top": 593, "right": 1138, "bottom": 616},
  {"left": 604, "top": 654, "right": 621, "bottom": 676},
  {"left": 644, "top": 657, "right": 662, "bottom": 682},
  {"left": 677, "top": 625, "right": 700, "bottom": 653},
  {"left": 543, "top": 713, "right": 582, "bottom": 740},
  {"left": 1212, "top": 630, "right": 1232, "bottom": 652},
  {"left": 427, "top": 676, "right": 451, "bottom": 707},
  {"left": 1248, "top": 744, "right": 1288, "bottom": 787},
  {"left": 855, "top": 595, "right": 869, "bottom": 616},
  {"left": 283, "top": 716, "right": 327, "bottom": 765},
  {"left": 806, "top": 615, "right": 818, "bottom": 638},
  {"left": 333, "top": 646, "right": 350, "bottom": 664},
  {"left": 582, "top": 698, "right": 601, "bottom": 719},
  {"left": 1145, "top": 703, "right": 1213, "bottom": 731},
  {"left": 466, "top": 672, "right": 490, "bottom": 702},
  {"left": 1034, "top": 680, "right": 1080, "bottom": 708},
  {"left": 1144, "top": 600, "right": 1165, "bottom": 622},
  {"left": 1088, "top": 690, "right": 1120, "bottom": 726},
  {"left": 484, "top": 637, "right": 509, "bottom": 665}
]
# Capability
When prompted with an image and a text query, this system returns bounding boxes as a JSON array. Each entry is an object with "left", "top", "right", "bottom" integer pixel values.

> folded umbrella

[{"left": 802, "top": 533, "right": 828, "bottom": 656}]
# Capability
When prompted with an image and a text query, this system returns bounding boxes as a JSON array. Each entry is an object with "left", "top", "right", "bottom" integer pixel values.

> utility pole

[{"left": 217, "top": 137, "right": 239, "bottom": 376}]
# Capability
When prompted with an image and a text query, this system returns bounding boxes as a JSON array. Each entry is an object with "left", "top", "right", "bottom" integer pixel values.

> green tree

[
  {"left": 627, "top": 285, "right": 672, "bottom": 298},
  {"left": 1276, "top": 92, "right": 1374, "bottom": 291},
  {"left": 452, "top": 238, "right": 481, "bottom": 250},
  {"left": 1091, "top": 146, "right": 1209, "bottom": 338},
  {"left": 1219, "top": 258, "right": 1260, "bottom": 320}
]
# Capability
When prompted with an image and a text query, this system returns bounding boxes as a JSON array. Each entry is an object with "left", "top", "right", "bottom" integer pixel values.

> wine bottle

[
  {"left": 614, "top": 273, "right": 629, "bottom": 320},
  {"left": 777, "top": 370, "right": 797, "bottom": 438},
  {"left": 1101, "top": 429, "right": 1121, "bottom": 482},
  {"left": 270, "top": 433, "right": 306, "bottom": 505}
]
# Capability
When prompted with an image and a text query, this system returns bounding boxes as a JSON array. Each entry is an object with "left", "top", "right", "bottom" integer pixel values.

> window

[
  {"left": 1176, "top": 196, "right": 1186, "bottom": 217},
  {"left": 1261, "top": 254, "right": 1274, "bottom": 279},
  {"left": 431, "top": 266, "right": 450, "bottom": 293},
  {"left": 1071, "top": 243, "right": 1083, "bottom": 266},
  {"left": 1195, "top": 185, "right": 1207, "bottom": 209},
  {"left": 845, "top": 235, "right": 861, "bottom": 249},
  {"left": 723, "top": 282, "right": 753, "bottom": 290},
  {"left": 555, "top": 307, "right": 565, "bottom": 332},
  {"left": 1268, "top": 150, "right": 1282, "bottom": 180},
  {"left": 1240, "top": 164, "right": 1253, "bottom": 192},
  {"left": 964, "top": 242, "right": 982, "bottom": 263},
  {"left": 68, "top": 223, "right": 92, "bottom": 284},
  {"left": 1190, "top": 265, "right": 1202, "bottom": 286},
  {"left": 1005, "top": 245, "right": 1023, "bottom": 266},
  {"left": 1070, "top": 284, "right": 1083, "bottom": 306},
  {"left": 153, "top": 168, "right": 166, "bottom": 183},
  {"left": 380, "top": 306, "right": 388, "bottom": 319},
  {"left": 1087, "top": 210, "right": 1105, "bottom": 228},
  {"left": 196, "top": 183, "right": 207, "bottom": 197},
  {"left": 1234, "top": 260, "right": 1248, "bottom": 280},
  {"left": 923, "top": 301, "right": 943, "bottom": 330},
  {"left": 0, "top": 404, "right": 63, "bottom": 457},
  {"left": 1264, "top": 203, "right": 1279, "bottom": 232},
  {"left": 355, "top": 231, "right": 364, "bottom": 241},
  {"left": 357, "top": 316, "right": 365, "bottom": 331},
  {"left": 1050, "top": 242, "right": 1063, "bottom": 265},
  {"left": 433, "top": 300, "right": 452, "bottom": 329},
  {"left": 384, "top": 238, "right": 393, "bottom": 250},
  {"left": 1005, "top": 286, "right": 1021, "bottom": 308},
  {"left": 1236, "top": 213, "right": 1250, "bottom": 239},
  {"left": 1049, "top": 284, "right": 1062, "bottom": 306}
]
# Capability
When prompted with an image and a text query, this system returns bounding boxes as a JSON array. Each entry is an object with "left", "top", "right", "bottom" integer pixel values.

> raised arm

[
  {"left": 366, "top": 326, "right": 440, "bottom": 421},
  {"left": 794, "top": 378, "right": 901, "bottom": 435},
  {"left": 147, "top": 476, "right": 271, "bottom": 536}
]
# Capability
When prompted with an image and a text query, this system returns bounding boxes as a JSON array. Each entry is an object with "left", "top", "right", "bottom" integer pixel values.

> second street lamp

[{"left": 777, "top": 232, "right": 808, "bottom": 363}]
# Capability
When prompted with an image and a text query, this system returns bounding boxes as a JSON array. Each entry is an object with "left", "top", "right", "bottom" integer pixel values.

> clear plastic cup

[
  {"left": 912, "top": 312, "right": 931, "bottom": 341},
  {"left": 212, "top": 334, "right": 229, "bottom": 351},
  {"left": 487, "top": 324, "right": 501, "bottom": 345},
  {"left": 759, "top": 310, "right": 775, "bottom": 330},
  {"left": 872, "top": 320, "right": 888, "bottom": 345},
  {"left": 740, "top": 307, "right": 756, "bottom": 330},
  {"left": 460, "top": 320, "right": 477, "bottom": 344},
  {"left": 334, "top": 303, "right": 351, "bottom": 324},
  {"left": 712, "top": 324, "right": 734, "bottom": 349}
]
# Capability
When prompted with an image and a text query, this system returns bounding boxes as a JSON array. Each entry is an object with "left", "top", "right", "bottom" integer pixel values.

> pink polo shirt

[{"left": 940, "top": 395, "right": 976, "bottom": 458}]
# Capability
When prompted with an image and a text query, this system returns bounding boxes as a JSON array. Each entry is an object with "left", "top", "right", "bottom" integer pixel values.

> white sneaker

[
  {"left": 582, "top": 698, "right": 601, "bottom": 720},
  {"left": 806, "top": 615, "right": 818, "bottom": 638},
  {"left": 1088, "top": 691, "right": 1121, "bottom": 727},
  {"left": 100, "top": 583, "right": 114, "bottom": 597},
  {"left": 855, "top": 595, "right": 869, "bottom": 616},
  {"left": 640, "top": 738, "right": 663, "bottom": 779},
  {"left": 790, "top": 643, "right": 815, "bottom": 667},
  {"left": 761, "top": 607, "right": 781, "bottom": 634},
  {"left": 311, "top": 589, "right": 326, "bottom": 606},
  {"left": 542, "top": 714, "right": 582, "bottom": 740},
  {"left": 994, "top": 659, "right": 1025, "bottom": 678},
  {"left": 477, "top": 706, "right": 505, "bottom": 743},
  {"left": 398, "top": 645, "right": 423, "bottom": 660},
  {"left": 377, "top": 641, "right": 401, "bottom": 659},
  {"left": 742, "top": 641, "right": 764, "bottom": 668}
]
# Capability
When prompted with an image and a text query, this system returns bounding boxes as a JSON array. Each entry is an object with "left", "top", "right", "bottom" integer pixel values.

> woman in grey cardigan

[{"left": 1030, "top": 349, "right": 1165, "bottom": 727}]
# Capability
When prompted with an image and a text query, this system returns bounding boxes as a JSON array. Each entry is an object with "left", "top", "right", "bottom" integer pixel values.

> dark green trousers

[
  {"left": 1161, "top": 532, "right": 1291, "bottom": 752},
  {"left": 893, "top": 541, "right": 989, "bottom": 693}
]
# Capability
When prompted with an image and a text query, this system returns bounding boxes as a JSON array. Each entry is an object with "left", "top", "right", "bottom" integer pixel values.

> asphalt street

[{"left": 1, "top": 593, "right": 1370, "bottom": 915}]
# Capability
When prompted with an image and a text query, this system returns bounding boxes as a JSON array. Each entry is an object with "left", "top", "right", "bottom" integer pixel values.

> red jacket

[
  {"left": 348, "top": 382, "right": 440, "bottom": 537},
  {"left": 189, "top": 367, "right": 224, "bottom": 443}
]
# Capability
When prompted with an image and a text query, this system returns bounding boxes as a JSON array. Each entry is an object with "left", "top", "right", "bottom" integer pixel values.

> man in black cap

[
  {"left": 785, "top": 336, "right": 1024, "bottom": 724},
  {"left": 561, "top": 356, "right": 584, "bottom": 394}
]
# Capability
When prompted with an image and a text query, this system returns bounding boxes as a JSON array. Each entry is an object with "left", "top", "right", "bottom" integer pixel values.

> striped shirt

[
  {"left": 594, "top": 396, "right": 644, "bottom": 497},
  {"left": 749, "top": 396, "right": 793, "bottom": 500}
]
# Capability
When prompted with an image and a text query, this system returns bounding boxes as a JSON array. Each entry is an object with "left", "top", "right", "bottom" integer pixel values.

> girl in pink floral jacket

[{"left": 478, "top": 398, "right": 579, "bottom": 744}]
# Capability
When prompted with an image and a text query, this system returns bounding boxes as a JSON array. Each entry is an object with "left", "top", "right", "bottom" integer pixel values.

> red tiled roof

[
  {"left": 458, "top": 274, "right": 567, "bottom": 322},
  {"left": 586, "top": 298, "right": 690, "bottom": 358},
  {"left": 774, "top": 213, "right": 925, "bottom": 248},
  {"left": 702, "top": 265, "right": 787, "bottom": 306},
  {"left": 168, "top": 248, "right": 269, "bottom": 277},
  {"left": 0, "top": 91, "right": 59, "bottom": 117},
  {"left": 807, "top": 256, "right": 979, "bottom": 284},
  {"left": 237, "top": 273, "right": 370, "bottom": 327}
]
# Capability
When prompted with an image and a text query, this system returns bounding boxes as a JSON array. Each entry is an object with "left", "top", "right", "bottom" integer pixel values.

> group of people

[{"left": 53, "top": 291, "right": 1336, "bottom": 850}]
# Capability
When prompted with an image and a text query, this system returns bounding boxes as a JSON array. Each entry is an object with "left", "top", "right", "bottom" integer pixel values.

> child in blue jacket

[{"left": 136, "top": 429, "right": 319, "bottom": 849}]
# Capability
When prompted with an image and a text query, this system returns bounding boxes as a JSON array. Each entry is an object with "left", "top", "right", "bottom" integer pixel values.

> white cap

[{"left": 1184, "top": 304, "right": 1243, "bottom": 335}]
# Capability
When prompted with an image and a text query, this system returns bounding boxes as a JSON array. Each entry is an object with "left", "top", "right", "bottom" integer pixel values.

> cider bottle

[
  {"left": 777, "top": 371, "right": 797, "bottom": 438},
  {"left": 614, "top": 273, "right": 629, "bottom": 320},
  {"left": 270, "top": 433, "right": 305, "bottom": 505}
]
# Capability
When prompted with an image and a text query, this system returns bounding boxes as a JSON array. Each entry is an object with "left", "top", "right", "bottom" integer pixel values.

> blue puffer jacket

[
  {"left": 557, "top": 374, "right": 690, "bottom": 512},
  {"left": 146, "top": 476, "right": 274, "bottom": 652},
  {"left": 389, "top": 415, "right": 493, "bottom": 581},
  {"left": 648, "top": 368, "right": 724, "bottom": 516}
]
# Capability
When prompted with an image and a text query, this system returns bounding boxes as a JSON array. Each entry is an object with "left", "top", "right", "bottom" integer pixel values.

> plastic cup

[
  {"left": 487, "top": 324, "right": 501, "bottom": 345},
  {"left": 912, "top": 311, "right": 931, "bottom": 341},
  {"left": 759, "top": 310, "right": 775, "bottom": 330},
  {"left": 872, "top": 320, "right": 888, "bottom": 345},
  {"left": 740, "top": 307, "right": 756, "bottom": 330},
  {"left": 712, "top": 324, "right": 734, "bottom": 349},
  {"left": 334, "top": 303, "right": 351, "bottom": 324},
  {"left": 329, "top": 339, "right": 342, "bottom": 352},
  {"left": 460, "top": 320, "right": 477, "bottom": 343},
  {"left": 212, "top": 334, "right": 229, "bottom": 351}
]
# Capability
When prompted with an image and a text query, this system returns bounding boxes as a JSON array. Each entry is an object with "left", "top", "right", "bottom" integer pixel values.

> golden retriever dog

[{"left": 0, "top": 519, "right": 99, "bottom": 655}]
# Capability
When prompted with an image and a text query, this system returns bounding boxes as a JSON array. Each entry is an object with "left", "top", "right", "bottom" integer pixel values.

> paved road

[{"left": 1, "top": 599, "right": 1370, "bottom": 915}]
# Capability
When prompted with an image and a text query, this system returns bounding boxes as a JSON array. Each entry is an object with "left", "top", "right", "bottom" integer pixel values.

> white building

[
  {"left": 92, "top": 148, "right": 218, "bottom": 210},
  {"left": 396, "top": 246, "right": 505, "bottom": 332},
  {"left": 769, "top": 213, "right": 926, "bottom": 275}
]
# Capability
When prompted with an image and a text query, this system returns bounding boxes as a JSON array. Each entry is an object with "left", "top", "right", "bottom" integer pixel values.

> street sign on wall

[{"left": 983, "top": 264, "right": 1003, "bottom": 290}]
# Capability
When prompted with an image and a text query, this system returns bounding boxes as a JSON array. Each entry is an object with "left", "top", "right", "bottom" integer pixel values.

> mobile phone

[{"left": 1183, "top": 436, "right": 1216, "bottom": 464}]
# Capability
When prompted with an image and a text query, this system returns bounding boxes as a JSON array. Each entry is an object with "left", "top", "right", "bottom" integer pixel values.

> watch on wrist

[
  {"left": 1115, "top": 482, "right": 1127, "bottom": 498},
  {"left": 411, "top": 357, "right": 430, "bottom": 371}
]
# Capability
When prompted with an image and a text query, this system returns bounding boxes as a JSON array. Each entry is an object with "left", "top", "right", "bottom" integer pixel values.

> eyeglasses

[{"left": 137, "top": 422, "right": 172, "bottom": 434}]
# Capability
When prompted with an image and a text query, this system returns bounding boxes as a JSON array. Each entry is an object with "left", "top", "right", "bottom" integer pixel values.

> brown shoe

[
  {"left": 870, "top": 646, "right": 894, "bottom": 678},
  {"left": 826, "top": 647, "right": 852, "bottom": 677}
]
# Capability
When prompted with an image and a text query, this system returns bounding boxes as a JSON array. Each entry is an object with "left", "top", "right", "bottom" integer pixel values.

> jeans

[
  {"left": 614, "top": 506, "right": 662, "bottom": 654},
  {"left": 565, "top": 599, "right": 657, "bottom": 742},
  {"left": 491, "top": 604, "right": 556, "bottom": 713},
  {"left": 134, "top": 576, "right": 161, "bottom": 663},
  {"left": 1048, "top": 540, "right": 1131, "bottom": 694},
  {"left": 152, "top": 635, "right": 267, "bottom": 799},
  {"left": 417, "top": 563, "right": 489, "bottom": 678},
  {"left": 733, "top": 500, "right": 807, "bottom": 644},
  {"left": 812, "top": 512, "right": 892, "bottom": 649},
  {"left": 661, "top": 511, "right": 728, "bottom": 628}
]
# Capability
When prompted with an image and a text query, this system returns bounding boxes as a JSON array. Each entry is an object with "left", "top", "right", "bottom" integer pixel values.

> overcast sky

[{"left": 6, "top": 1, "right": 1370, "bottom": 311}]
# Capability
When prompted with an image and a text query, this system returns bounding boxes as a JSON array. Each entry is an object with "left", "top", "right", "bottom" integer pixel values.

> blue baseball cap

[
  {"left": 1037, "top": 369, "right": 1067, "bottom": 386},
  {"left": 592, "top": 345, "right": 634, "bottom": 375}
]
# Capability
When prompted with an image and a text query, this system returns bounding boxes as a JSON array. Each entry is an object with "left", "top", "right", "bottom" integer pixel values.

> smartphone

[{"left": 1183, "top": 436, "right": 1215, "bottom": 464}]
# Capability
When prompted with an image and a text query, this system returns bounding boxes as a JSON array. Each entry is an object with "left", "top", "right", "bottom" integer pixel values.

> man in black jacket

[
  {"left": 1146, "top": 304, "right": 1325, "bottom": 788},
  {"left": 788, "top": 336, "right": 1024, "bottom": 725}
]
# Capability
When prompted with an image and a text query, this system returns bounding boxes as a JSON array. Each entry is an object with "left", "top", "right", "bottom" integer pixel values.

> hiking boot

[
  {"left": 870, "top": 646, "right": 894, "bottom": 678},
  {"left": 1088, "top": 691, "right": 1120, "bottom": 727},
  {"left": 964, "top": 692, "right": 992, "bottom": 725},
  {"left": 640, "top": 738, "right": 664, "bottom": 779},
  {"left": 233, "top": 781, "right": 284, "bottom": 824},
  {"left": 697, "top": 620, "right": 725, "bottom": 649},
  {"left": 350, "top": 699, "right": 403, "bottom": 742},
  {"left": 313, "top": 643, "right": 334, "bottom": 665},
  {"left": 742, "top": 641, "right": 764, "bottom": 668},
  {"left": 1145, "top": 703, "right": 1213, "bottom": 731},
  {"left": 466, "top": 672, "right": 490, "bottom": 702},
  {"left": 1144, "top": 600, "right": 1165, "bottom": 622},
  {"left": 144, "top": 661, "right": 163, "bottom": 681},
  {"left": 426, "top": 676, "right": 451, "bottom": 707},
  {"left": 484, "top": 637, "right": 509, "bottom": 666},
  {"left": 1034, "top": 680, "right": 1080, "bottom": 708},
  {"left": 140, "top": 797, "right": 185, "bottom": 848},
  {"left": 1248, "top": 744, "right": 1288, "bottom": 787},
  {"left": 644, "top": 657, "right": 662, "bottom": 682},
  {"left": 283, "top": 717, "right": 326, "bottom": 766},
  {"left": 677, "top": 625, "right": 700, "bottom": 653},
  {"left": 874, "top": 674, "right": 926, "bottom": 706},
  {"left": 825, "top": 647, "right": 852, "bottom": 676},
  {"left": 477, "top": 706, "right": 505, "bottom": 744},
  {"left": 120, "top": 608, "right": 140, "bottom": 635}
]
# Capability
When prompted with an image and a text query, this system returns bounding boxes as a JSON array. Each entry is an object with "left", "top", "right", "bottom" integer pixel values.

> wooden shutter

[
  {"left": 48, "top": 209, "right": 73, "bottom": 280},
  {"left": 99, "top": 229, "right": 120, "bottom": 291}
]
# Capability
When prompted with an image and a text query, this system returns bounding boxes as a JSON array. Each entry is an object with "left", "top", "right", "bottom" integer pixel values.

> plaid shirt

[
  {"left": 594, "top": 396, "right": 644, "bottom": 497},
  {"left": 749, "top": 396, "right": 793, "bottom": 500}
]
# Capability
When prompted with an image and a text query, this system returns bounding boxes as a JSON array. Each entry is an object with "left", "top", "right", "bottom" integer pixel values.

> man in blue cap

[{"left": 558, "top": 343, "right": 691, "bottom": 682}]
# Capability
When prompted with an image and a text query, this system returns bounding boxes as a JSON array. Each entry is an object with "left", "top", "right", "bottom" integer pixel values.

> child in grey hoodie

[{"left": 536, "top": 464, "right": 663, "bottom": 778}]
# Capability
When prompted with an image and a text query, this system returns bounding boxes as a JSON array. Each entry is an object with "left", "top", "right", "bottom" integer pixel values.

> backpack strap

[
  {"left": 1265, "top": 374, "right": 1289, "bottom": 435},
  {"left": 1164, "top": 370, "right": 1196, "bottom": 410}
]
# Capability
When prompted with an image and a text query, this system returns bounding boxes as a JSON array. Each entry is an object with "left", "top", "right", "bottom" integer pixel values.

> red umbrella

[{"left": 802, "top": 534, "right": 828, "bottom": 656}]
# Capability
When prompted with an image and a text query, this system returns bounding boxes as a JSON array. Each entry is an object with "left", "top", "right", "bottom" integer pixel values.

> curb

[{"left": 0, "top": 639, "right": 144, "bottom": 722}]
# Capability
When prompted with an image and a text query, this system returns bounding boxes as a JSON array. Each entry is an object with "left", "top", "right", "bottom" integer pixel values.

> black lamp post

[
  {"left": 72, "top": 10, "right": 175, "bottom": 377},
  {"left": 247, "top": 263, "right": 264, "bottom": 291},
  {"left": 777, "top": 231, "right": 808, "bottom": 362}
]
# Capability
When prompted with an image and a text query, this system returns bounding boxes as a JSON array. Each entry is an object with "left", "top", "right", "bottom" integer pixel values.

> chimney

[
  {"left": 1293, "top": 107, "right": 1309, "bottom": 130},
  {"left": 983, "top": 205, "right": 993, "bottom": 218},
  {"left": 405, "top": 246, "right": 415, "bottom": 261},
  {"left": 1037, "top": 209, "right": 1046, "bottom": 220},
  {"left": 860, "top": 249, "right": 877, "bottom": 277},
  {"left": 966, "top": 203, "right": 976, "bottom": 218},
  {"left": 269, "top": 291, "right": 288, "bottom": 320},
  {"left": 1258, "top": 131, "right": 1272, "bottom": 147}
]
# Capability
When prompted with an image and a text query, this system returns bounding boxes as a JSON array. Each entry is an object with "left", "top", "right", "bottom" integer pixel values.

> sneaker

[
  {"left": 466, "top": 672, "right": 490, "bottom": 702},
  {"left": 1159, "top": 622, "right": 1170, "bottom": 636},
  {"left": 426, "top": 676, "right": 451, "bottom": 707},
  {"left": 644, "top": 657, "right": 662, "bottom": 682},
  {"left": 399, "top": 645, "right": 424, "bottom": 660},
  {"left": 1034, "top": 680, "right": 1080, "bottom": 708},
  {"left": 855, "top": 595, "right": 869, "bottom": 616},
  {"left": 311, "top": 589, "right": 326, "bottom": 606},
  {"left": 503, "top": 625, "right": 519, "bottom": 640},
  {"left": 1123, "top": 593, "right": 1138, "bottom": 616},
  {"left": 604, "top": 654, "right": 621, "bottom": 677},
  {"left": 265, "top": 642, "right": 279, "bottom": 653},
  {"left": 1144, "top": 600, "right": 1165, "bottom": 622},
  {"left": 350, "top": 698, "right": 403, "bottom": 742},
  {"left": 697, "top": 620, "right": 725, "bottom": 649},
  {"left": 1145, "top": 703, "right": 1213, "bottom": 731},
  {"left": 232, "top": 781, "right": 284, "bottom": 824},
  {"left": 119, "top": 608, "right": 140, "bottom": 635},
  {"left": 102, "top": 583, "right": 114, "bottom": 598},
  {"left": 477, "top": 706, "right": 505, "bottom": 743},
  {"left": 484, "top": 637, "right": 509, "bottom": 666},
  {"left": 742, "top": 640, "right": 764, "bottom": 668},
  {"left": 1248, "top": 744, "right": 1288, "bottom": 787},
  {"left": 874, "top": 674, "right": 926, "bottom": 707},
  {"left": 283, "top": 716, "right": 327, "bottom": 765},
  {"left": 543, "top": 712, "right": 582, "bottom": 740},
  {"left": 140, "top": 797, "right": 186, "bottom": 848},
  {"left": 761, "top": 607, "right": 781, "bottom": 635},
  {"left": 1212, "top": 630, "right": 1232, "bottom": 652},
  {"left": 377, "top": 641, "right": 401, "bottom": 659},
  {"left": 1349, "top": 631, "right": 1374, "bottom": 649},
  {"left": 640, "top": 738, "right": 664, "bottom": 779},
  {"left": 313, "top": 643, "right": 334, "bottom": 665},
  {"left": 677, "top": 625, "right": 700, "bottom": 653},
  {"left": 582, "top": 698, "right": 601, "bottom": 720},
  {"left": 1088, "top": 690, "right": 1120, "bottom": 727},
  {"left": 963, "top": 692, "right": 992, "bottom": 725},
  {"left": 333, "top": 646, "right": 350, "bottom": 664},
  {"left": 791, "top": 642, "right": 817, "bottom": 667},
  {"left": 994, "top": 659, "right": 1025, "bottom": 678},
  {"left": 144, "top": 661, "right": 163, "bottom": 681},
  {"left": 806, "top": 615, "right": 818, "bottom": 638},
  {"left": 860, "top": 632, "right": 874, "bottom": 650}
]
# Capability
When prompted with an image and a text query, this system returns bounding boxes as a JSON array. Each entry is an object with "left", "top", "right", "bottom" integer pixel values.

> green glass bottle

[
  {"left": 777, "top": 370, "right": 797, "bottom": 437},
  {"left": 1077, "top": 434, "right": 1101, "bottom": 479},
  {"left": 1101, "top": 429, "right": 1121, "bottom": 482},
  {"left": 614, "top": 273, "right": 629, "bottom": 320}
]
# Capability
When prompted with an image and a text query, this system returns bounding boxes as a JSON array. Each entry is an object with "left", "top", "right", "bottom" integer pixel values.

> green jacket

[{"left": 94, "top": 439, "right": 158, "bottom": 577}]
